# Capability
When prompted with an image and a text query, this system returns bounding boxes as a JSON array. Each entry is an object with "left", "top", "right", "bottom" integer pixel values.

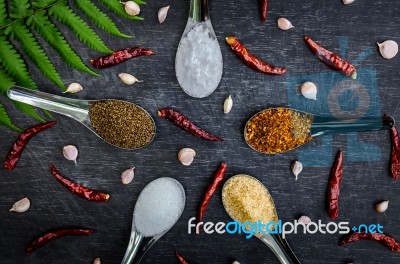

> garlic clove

[
  {"left": 158, "top": 5, "right": 170, "bottom": 24},
  {"left": 232, "top": 262, "right": 241, "bottom": 264},
  {"left": 93, "top": 257, "right": 101, "bottom": 264},
  {"left": 122, "top": 1, "right": 140, "bottom": 16},
  {"left": 63, "top": 145, "right": 78, "bottom": 164},
  {"left": 223, "top": 95, "right": 233, "bottom": 114},
  {"left": 298, "top": 215, "right": 311, "bottom": 225},
  {"left": 63, "top": 82, "right": 83, "bottom": 94},
  {"left": 10, "top": 197, "right": 30, "bottom": 213},
  {"left": 178, "top": 148, "right": 196, "bottom": 166},
  {"left": 121, "top": 167, "right": 135, "bottom": 185},
  {"left": 342, "top": 0, "right": 355, "bottom": 4},
  {"left": 277, "top": 18, "right": 294, "bottom": 31},
  {"left": 301, "top": 81, "right": 317, "bottom": 100},
  {"left": 119, "top": 73, "right": 143, "bottom": 85},
  {"left": 377, "top": 40, "right": 398, "bottom": 59},
  {"left": 291, "top": 161, "right": 303, "bottom": 180},
  {"left": 375, "top": 200, "right": 389, "bottom": 213}
]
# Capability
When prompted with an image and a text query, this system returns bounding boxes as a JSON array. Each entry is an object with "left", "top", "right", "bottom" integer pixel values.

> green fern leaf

[
  {"left": 49, "top": 2, "right": 113, "bottom": 53},
  {"left": 27, "top": 10, "right": 100, "bottom": 76},
  {"left": 7, "top": 21, "right": 65, "bottom": 90},
  {"left": 0, "top": 35, "right": 37, "bottom": 88},
  {"left": 0, "top": 0, "right": 9, "bottom": 26},
  {"left": 75, "top": 0, "right": 130, "bottom": 38},
  {"left": 0, "top": 103, "right": 22, "bottom": 132},
  {"left": 133, "top": 0, "right": 147, "bottom": 5},
  {"left": 96, "top": 0, "right": 144, "bottom": 21},
  {"left": 32, "top": 0, "right": 61, "bottom": 8},
  {"left": 9, "top": 0, "right": 33, "bottom": 19}
]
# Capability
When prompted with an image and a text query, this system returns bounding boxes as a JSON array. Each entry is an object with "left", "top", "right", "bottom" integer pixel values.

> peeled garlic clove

[
  {"left": 342, "top": 0, "right": 355, "bottom": 4},
  {"left": 298, "top": 215, "right": 311, "bottom": 225},
  {"left": 121, "top": 167, "right": 135, "bottom": 185},
  {"left": 377, "top": 40, "right": 398, "bottom": 59},
  {"left": 122, "top": 1, "right": 140, "bottom": 16},
  {"left": 291, "top": 161, "right": 303, "bottom": 180},
  {"left": 93, "top": 258, "right": 101, "bottom": 264},
  {"left": 301, "top": 81, "right": 317, "bottom": 100},
  {"left": 63, "top": 82, "right": 83, "bottom": 94},
  {"left": 63, "top": 145, "right": 78, "bottom": 164},
  {"left": 158, "top": 5, "right": 170, "bottom": 24},
  {"left": 10, "top": 197, "right": 30, "bottom": 213},
  {"left": 277, "top": 18, "right": 294, "bottom": 31},
  {"left": 375, "top": 200, "right": 389, "bottom": 213},
  {"left": 232, "top": 262, "right": 241, "bottom": 264},
  {"left": 178, "top": 148, "right": 196, "bottom": 166},
  {"left": 224, "top": 95, "right": 233, "bottom": 114},
  {"left": 119, "top": 73, "right": 142, "bottom": 85}
]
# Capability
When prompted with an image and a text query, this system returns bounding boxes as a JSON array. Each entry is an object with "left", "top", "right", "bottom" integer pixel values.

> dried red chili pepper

[
  {"left": 259, "top": 0, "right": 268, "bottom": 22},
  {"left": 388, "top": 118, "right": 400, "bottom": 180},
  {"left": 304, "top": 35, "right": 357, "bottom": 79},
  {"left": 90, "top": 47, "right": 155, "bottom": 69},
  {"left": 49, "top": 165, "right": 110, "bottom": 202},
  {"left": 226, "top": 36, "right": 287, "bottom": 75},
  {"left": 175, "top": 251, "right": 190, "bottom": 264},
  {"left": 339, "top": 232, "right": 400, "bottom": 253},
  {"left": 158, "top": 108, "right": 223, "bottom": 142},
  {"left": 4, "top": 121, "right": 57, "bottom": 171},
  {"left": 198, "top": 163, "right": 227, "bottom": 229},
  {"left": 327, "top": 150, "right": 343, "bottom": 220},
  {"left": 27, "top": 228, "right": 94, "bottom": 253}
]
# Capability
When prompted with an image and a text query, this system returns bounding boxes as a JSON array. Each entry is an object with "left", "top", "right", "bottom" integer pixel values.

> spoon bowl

[
  {"left": 7, "top": 85, "right": 156, "bottom": 150},
  {"left": 222, "top": 174, "right": 301, "bottom": 264},
  {"left": 244, "top": 107, "right": 394, "bottom": 154}
]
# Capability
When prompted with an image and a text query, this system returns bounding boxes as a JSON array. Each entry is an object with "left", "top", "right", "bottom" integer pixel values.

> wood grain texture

[{"left": 1, "top": 0, "right": 400, "bottom": 263}]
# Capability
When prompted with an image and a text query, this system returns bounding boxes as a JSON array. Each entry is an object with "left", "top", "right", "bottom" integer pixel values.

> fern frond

[
  {"left": 49, "top": 2, "right": 113, "bottom": 53},
  {"left": 7, "top": 21, "right": 65, "bottom": 90},
  {"left": 27, "top": 10, "right": 100, "bottom": 76},
  {"left": 0, "top": 103, "right": 22, "bottom": 132},
  {"left": 96, "top": 0, "right": 144, "bottom": 21},
  {"left": 0, "top": 35, "right": 37, "bottom": 88},
  {"left": 32, "top": 0, "right": 60, "bottom": 8},
  {"left": 133, "top": 0, "right": 147, "bottom": 5},
  {"left": 9, "top": 0, "right": 33, "bottom": 19},
  {"left": 0, "top": 0, "right": 9, "bottom": 26},
  {"left": 75, "top": 0, "right": 130, "bottom": 38}
]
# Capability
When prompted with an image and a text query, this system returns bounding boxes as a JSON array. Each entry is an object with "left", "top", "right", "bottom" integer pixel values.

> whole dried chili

[
  {"left": 27, "top": 228, "right": 94, "bottom": 254},
  {"left": 339, "top": 232, "right": 400, "bottom": 253},
  {"left": 49, "top": 165, "right": 110, "bottom": 202},
  {"left": 327, "top": 150, "right": 343, "bottom": 220},
  {"left": 197, "top": 163, "right": 227, "bottom": 230},
  {"left": 259, "top": 0, "right": 268, "bottom": 23},
  {"left": 304, "top": 35, "right": 357, "bottom": 79},
  {"left": 175, "top": 251, "right": 190, "bottom": 264},
  {"left": 4, "top": 121, "right": 57, "bottom": 171},
  {"left": 388, "top": 116, "right": 400, "bottom": 180},
  {"left": 90, "top": 47, "right": 155, "bottom": 69},
  {"left": 226, "top": 36, "right": 287, "bottom": 75},
  {"left": 158, "top": 108, "right": 223, "bottom": 142}
]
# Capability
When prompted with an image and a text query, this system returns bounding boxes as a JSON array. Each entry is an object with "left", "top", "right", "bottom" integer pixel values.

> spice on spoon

[
  {"left": 4, "top": 121, "right": 57, "bottom": 171},
  {"left": 327, "top": 150, "right": 343, "bottom": 220},
  {"left": 245, "top": 108, "right": 313, "bottom": 154},
  {"left": 89, "top": 100, "right": 155, "bottom": 149},
  {"left": 90, "top": 47, "right": 155, "bottom": 69},
  {"left": 339, "top": 232, "right": 400, "bottom": 253}
]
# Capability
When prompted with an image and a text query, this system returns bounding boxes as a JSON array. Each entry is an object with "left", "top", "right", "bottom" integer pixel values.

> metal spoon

[
  {"left": 175, "top": 0, "right": 223, "bottom": 98},
  {"left": 222, "top": 174, "right": 301, "bottom": 264},
  {"left": 244, "top": 107, "right": 394, "bottom": 154},
  {"left": 7, "top": 85, "right": 155, "bottom": 149},
  {"left": 121, "top": 177, "right": 186, "bottom": 264}
]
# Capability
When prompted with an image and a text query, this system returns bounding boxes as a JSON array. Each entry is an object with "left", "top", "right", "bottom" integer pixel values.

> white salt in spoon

[
  {"left": 121, "top": 177, "right": 186, "bottom": 264},
  {"left": 175, "top": 0, "right": 223, "bottom": 98}
]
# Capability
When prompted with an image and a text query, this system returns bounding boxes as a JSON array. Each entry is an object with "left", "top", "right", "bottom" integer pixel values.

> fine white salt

[
  {"left": 175, "top": 23, "right": 223, "bottom": 98},
  {"left": 133, "top": 177, "right": 185, "bottom": 237}
]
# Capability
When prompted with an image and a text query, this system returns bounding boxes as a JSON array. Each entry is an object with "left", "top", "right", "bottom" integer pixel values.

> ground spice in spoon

[{"left": 89, "top": 100, "right": 155, "bottom": 149}]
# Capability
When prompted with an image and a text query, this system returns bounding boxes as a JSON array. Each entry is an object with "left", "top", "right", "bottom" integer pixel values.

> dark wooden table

[{"left": 1, "top": 0, "right": 400, "bottom": 263}]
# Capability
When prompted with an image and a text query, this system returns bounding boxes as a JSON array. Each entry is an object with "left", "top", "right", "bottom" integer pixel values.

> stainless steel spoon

[
  {"left": 175, "top": 0, "right": 223, "bottom": 98},
  {"left": 222, "top": 174, "right": 301, "bottom": 264},
  {"left": 121, "top": 177, "right": 186, "bottom": 264},
  {"left": 7, "top": 85, "right": 155, "bottom": 149},
  {"left": 244, "top": 107, "right": 394, "bottom": 154}
]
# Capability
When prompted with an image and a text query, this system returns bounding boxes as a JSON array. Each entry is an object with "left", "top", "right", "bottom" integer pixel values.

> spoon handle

[
  {"left": 259, "top": 233, "right": 301, "bottom": 264},
  {"left": 311, "top": 115, "right": 394, "bottom": 137},
  {"left": 189, "top": 0, "right": 209, "bottom": 22},
  {"left": 121, "top": 230, "right": 144, "bottom": 264}
]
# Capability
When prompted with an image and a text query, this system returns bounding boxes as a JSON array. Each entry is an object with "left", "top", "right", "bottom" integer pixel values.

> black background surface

[{"left": 1, "top": 0, "right": 400, "bottom": 263}]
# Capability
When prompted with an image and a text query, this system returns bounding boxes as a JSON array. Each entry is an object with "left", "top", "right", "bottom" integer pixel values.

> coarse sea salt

[
  {"left": 175, "top": 23, "right": 223, "bottom": 98},
  {"left": 133, "top": 177, "right": 185, "bottom": 237}
]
